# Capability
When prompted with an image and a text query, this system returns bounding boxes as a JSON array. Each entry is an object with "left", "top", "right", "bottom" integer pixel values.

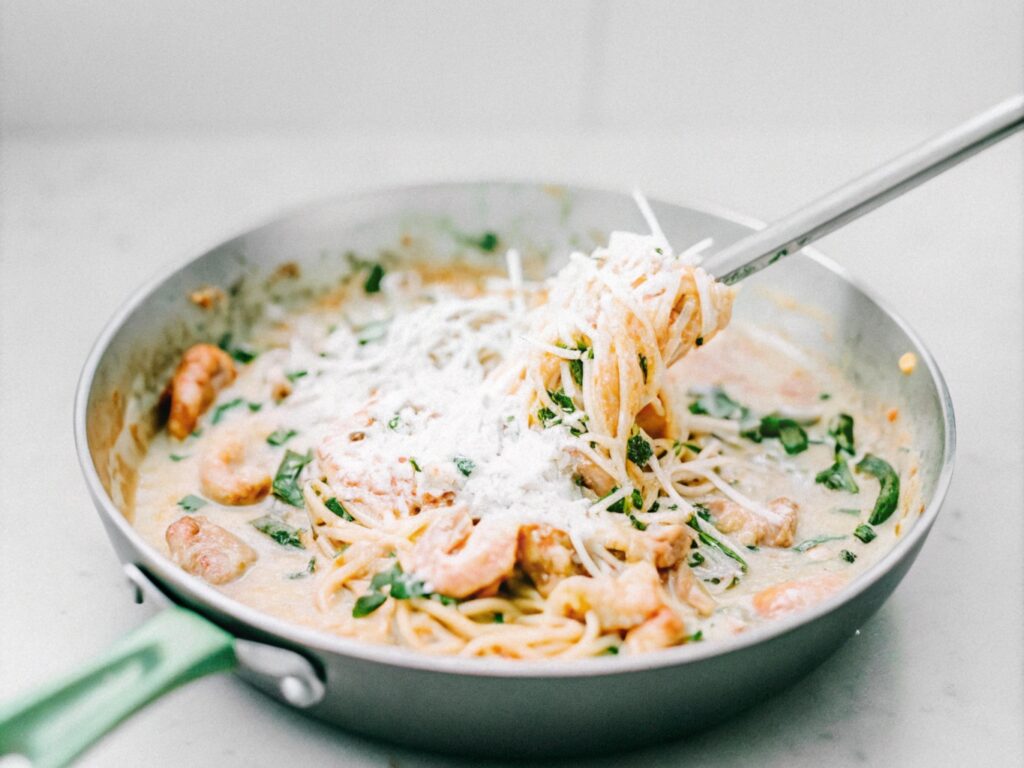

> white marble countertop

[{"left": 1, "top": 127, "right": 1021, "bottom": 767}]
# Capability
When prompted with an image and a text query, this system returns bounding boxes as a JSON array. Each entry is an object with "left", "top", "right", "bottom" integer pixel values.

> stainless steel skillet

[{"left": 0, "top": 181, "right": 955, "bottom": 766}]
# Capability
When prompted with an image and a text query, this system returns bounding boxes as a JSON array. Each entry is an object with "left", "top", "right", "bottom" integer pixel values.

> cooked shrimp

[
  {"left": 708, "top": 497, "right": 799, "bottom": 548},
  {"left": 752, "top": 574, "right": 845, "bottom": 619},
  {"left": 199, "top": 434, "right": 271, "bottom": 506},
  {"left": 674, "top": 563, "right": 716, "bottom": 617},
  {"left": 624, "top": 607, "right": 686, "bottom": 653},
  {"left": 517, "top": 524, "right": 582, "bottom": 597},
  {"left": 603, "top": 523, "right": 692, "bottom": 569},
  {"left": 164, "top": 343, "right": 237, "bottom": 439},
  {"left": 547, "top": 562, "right": 667, "bottom": 631},
  {"left": 166, "top": 515, "right": 257, "bottom": 585},
  {"left": 407, "top": 509, "right": 519, "bottom": 599}
]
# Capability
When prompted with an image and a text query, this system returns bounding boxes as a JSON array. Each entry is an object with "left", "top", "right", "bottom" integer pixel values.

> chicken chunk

[
  {"left": 517, "top": 524, "right": 582, "bottom": 597},
  {"left": 707, "top": 497, "right": 799, "bottom": 548}
]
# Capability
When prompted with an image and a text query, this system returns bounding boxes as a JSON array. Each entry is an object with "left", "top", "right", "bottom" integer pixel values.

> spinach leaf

[
  {"left": 352, "top": 563, "right": 432, "bottom": 618},
  {"left": 177, "top": 494, "right": 207, "bottom": 512},
  {"left": 364, "top": 263, "right": 386, "bottom": 293},
  {"left": 815, "top": 456, "right": 860, "bottom": 493},
  {"left": 453, "top": 456, "right": 476, "bottom": 477},
  {"left": 853, "top": 524, "right": 877, "bottom": 543},
  {"left": 272, "top": 449, "right": 312, "bottom": 507},
  {"left": 792, "top": 534, "right": 846, "bottom": 553},
  {"left": 250, "top": 514, "right": 305, "bottom": 549},
  {"left": 211, "top": 398, "right": 243, "bottom": 424},
  {"left": 686, "top": 516, "right": 749, "bottom": 572},
  {"left": 352, "top": 592, "right": 387, "bottom": 617},
  {"left": 325, "top": 497, "right": 354, "bottom": 522},
  {"left": 828, "top": 413, "right": 856, "bottom": 455},
  {"left": 758, "top": 415, "right": 809, "bottom": 455},
  {"left": 266, "top": 428, "right": 298, "bottom": 446},
  {"left": 856, "top": 454, "right": 900, "bottom": 525}
]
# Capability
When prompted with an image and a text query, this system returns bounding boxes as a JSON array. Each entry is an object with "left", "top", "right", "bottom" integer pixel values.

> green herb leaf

[
  {"left": 548, "top": 389, "right": 575, "bottom": 413},
  {"left": 638, "top": 354, "right": 648, "bottom": 383},
  {"left": 456, "top": 230, "right": 500, "bottom": 252},
  {"left": 325, "top": 497, "right": 354, "bottom": 522},
  {"left": 688, "top": 386, "right": 744, "bottom": 419},
  {"left": 569, "top": 357, "right": 584, "bottom": 386},
  {"left": 364, "top": 263, "right": 386, "bottom": 293},
  {"left": 759, "top": 415, "right": 809, "bottom": 455},
  {"left": 688, "top": 552, "right": 705, "bottom": 568},
  {"left": 537, "top": 407, "right": 559, "bottom": 427},
  {"left": 815, "top": 457, "right": 860, "bottom": 493},
  {"left": 285, "top": 370, "right": 308, "bottom": 383},
  {"left": 288, "top": 557, "right": 317, "bottom": 579},
  {"left": 856, "top": 454, "right": 900, "bottom": 525},
  {"left": 211, "top": 397, "right": 243, "bottom": 424},
  {"left": 409, "top": 457, "right": 422, "bottom": 472},
  {"left": 600, "top": 486, "right": 626, "bottom": 514},
  {"left": 271, "top": 449, "right": 312, "bottom": 507},
  {"left": 840, "top": 550, "right": 857, "bottom": 563},
  {"left": 828, "top": 413, "right": 856, "bottom": 455},
  {"left": 169, "top": 453, "right": 189, "bottom": 462},
  {"left": 853, "top": 524, "right": 877, "bottom": 544},
  {"left": 695, "top": 337, "right": 704, "bottom": 347},
  {"left": 686, "top": 630, "right": 704, "bottom": 643},
  {"left": 247, "top": 402, "right": 263, "bottom": 412},
  {"left": 628, "top": 514, "right": 647, "bottom": 531},
  {"left": 832, "top": 507, "right": 861, "bottom": 515},
  {"left": 792, "top": 534, "right": 847, "bottom": 553},
  {"left": 686, "top": 516, "right": 748, "bottom": 572},
  {"left": 266, "top": 428, "right": 298, "bottom": 446},
  {"left": 352, "top": 592, "right": 387, "bottom": 617},
  {"left": 493, "top": 613, "right": 505, "bottom": 624},
  {"left": 177, "top": 494, "right": 207, "bottom": 512},
  {"left": 453, "top": 456, "right": 476, "bottom": 477},
  {"left": 626, "top": 431, "right": 653, "bottom": 467},
  {"left": 217, "top": 333, "right": 258, "bottom": 364},
  {"left": 387, "top": 413, "right": 400, "bottom": 430},
  {"left": 250, "top": 514, "right": 305, "bottom": 549}
]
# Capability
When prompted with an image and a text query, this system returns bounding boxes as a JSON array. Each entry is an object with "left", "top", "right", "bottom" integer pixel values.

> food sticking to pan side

[{"left": 132, "top": 199, "right": 921, "bottom": 659}]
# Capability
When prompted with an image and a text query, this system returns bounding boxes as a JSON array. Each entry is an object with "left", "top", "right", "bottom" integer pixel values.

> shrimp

[
  {"left": 166, "top": 515, "right": 257, "bottom": 585},
  {"left": 517, "top": 524, "right": 582, "bottom": 597},
  {"left": 547, "top": 562, "right": 667, "bottom": 631},
  {"left": 708, "top": 497, "right": 799, "bottom": 548},
  {"left": 164, "top": 343, "right": 237, "bottom": 439},
  {"left": 199, "top": 434, "right": 271, "bottom": 506},
  {"left": 674, "top": 563, "right": 716, "bottom": 616},
  {"left": 752, "top": 574, "right": 845, "bottom": 619},
  {"left": 407, "top": 508, "right": 519, "bottom": 599},
  {"left": 624, "top": 607, "right": 686, "bottom": 653},
  {"left": 603, "top": 523, "right": 692, "bottom": 569}
]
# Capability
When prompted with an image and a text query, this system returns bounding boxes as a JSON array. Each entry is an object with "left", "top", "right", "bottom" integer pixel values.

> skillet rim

[{"left": 73, "top": 179, "right": 956, "bottom": 679}]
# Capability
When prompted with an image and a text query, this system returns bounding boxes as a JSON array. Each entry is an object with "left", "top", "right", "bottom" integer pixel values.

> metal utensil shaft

[{"left": 706, "top": 94, "right": 1024, "bottom": 284}]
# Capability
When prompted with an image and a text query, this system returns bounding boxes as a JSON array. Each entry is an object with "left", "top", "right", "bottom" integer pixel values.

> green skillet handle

[{"left": 0, "top": 607, "right": 236, "bottom": 768}]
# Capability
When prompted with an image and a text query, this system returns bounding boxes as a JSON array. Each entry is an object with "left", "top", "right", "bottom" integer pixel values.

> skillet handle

[{"left": 0, "top": 607, "right": 236, "bottom": 768}]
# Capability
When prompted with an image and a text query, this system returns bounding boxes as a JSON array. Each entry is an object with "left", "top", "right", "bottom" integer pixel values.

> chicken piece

[
  {"left": 164, "top": 344, "right": 237, "bottom": 439},
  {"left": 624, "top": 607, "right": 687, "bottom": 653},
  {"left": 707, "top": 497, "right": 799, "bottom": 548},
  {"left": 199, "top": 434, "right": 271, "bottom": 506},
  {"left": 166, "top": 515, "right": 257, "bottom": 585},
  {"left": 407, "top": 508, "right": 519, "bottom": 599},
  {"left": 547, "top": 562, "right": 667, "bottom": 632},
  {"left": 517, "top": 524, "right": 582, "bottom": 597},
  {"left": 752, "top": 574, "right": 845, "bottom": 619}
]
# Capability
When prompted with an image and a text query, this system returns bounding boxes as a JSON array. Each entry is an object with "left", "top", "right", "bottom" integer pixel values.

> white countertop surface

[{"left": 1, "top": 127, "right": 1021, "bottom": 767}]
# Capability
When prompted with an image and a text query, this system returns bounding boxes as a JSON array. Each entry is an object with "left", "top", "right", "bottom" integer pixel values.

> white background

[{"left": 1, "top": 2, "right": 1022, "bottom": 766}]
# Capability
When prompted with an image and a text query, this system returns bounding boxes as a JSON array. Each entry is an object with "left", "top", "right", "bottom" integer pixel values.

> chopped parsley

[
  {"left": 177, "top": 494, "right": 207, "bottom": 512},
  {"left": 626, "top": 431, "right": 653, "bottom": 468},
  {"left": 363, "top": 263, "right": 386, "bottom": 293},
  {"left": 169, "top": 453, "right": 189, "bottom": 462},
  {"left": 250, "top": 514, "right": 305, "bottom": 549},
  {"left": 853, "top": 524, "right": 877, "bottom": 544},
  {"left": 387, "top": 413, "right": 400, "bottom": 430},
  {"left": 828, "top": 413, "right": 856, "bottom": 455},
  {"left": 285, "top": 370, "right": 308, "bottom": 383},
  {"left": 687, "top": 516, "right": 748, "bottom": 572},
  {"left": 686, "top": 630, "right": 704, "bottom": 643},
  {"left": 688, "top": 552, "right": 706, "bottom": 568},
  {"left": 537, "top": 406, "right": 559, "bottom": 427},
  {"left": 455, "top": 230, "right": 500, "bottom": 252},
  {"left": 288, "top": 558, "right": 317, "bottom": 579},
  {"left": 493, "top": 613, "right": 505, "bottom": 624},
  {"left": 271, "top": 449, "right": 312, "bottom": 507},
  {"left": 840, "top": 550, "right": 857, "bottom": 563},
  {"left": 409, "top": 457, "right": 422, "bottom": 472},
  {"left": 695, "top": 337, "right": 704, "bottom": 347},
  {"left": 688, "top": 385, "right": 745, "bottom": 419},
  {"left": 638, "top": 354, "right": 648, "bottom": 383},
  {"left": 855, "top": 454, "right": 900, "bottom": 525},
  {"left": 569, "top": 357, "right": 584, "bottom": 386},
  {"left": 266, "top": 428, "right": 298, "bottom": 446},
  {"left": 792, "top": 534, "right": 847, "bottom": 553},
  {"left": 211, "top": 397, "right": 243, "bottom": 424},
  {"left": 325, "top": 497, "right": 355, "bottom": 522},
  {"left": 453, "top": 456, "right": 476, "bottom": 477},
  {"left": 815, "top": 456, "right": 860, "bottom": 493}
]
